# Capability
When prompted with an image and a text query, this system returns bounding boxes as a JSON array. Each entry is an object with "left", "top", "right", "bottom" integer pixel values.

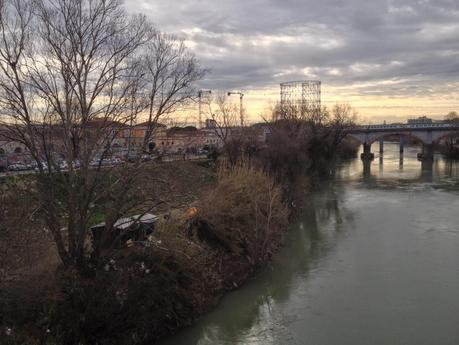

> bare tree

[
  {"left": 326, "top": 103, "right": 358, "bottom": 147},
  {"left": 441, "top": 112, "right": 459, "bottom": 158},
  {"left": 445, "top": 111, "right": 459, "bottom": 123},
  {"left": 0, "top": 0, "right": 204, "bottom": 269},
  {"left": 204, "top": 93, "right": 245, "bottom": 167},
  {"left": 260, "top": 101, "right": 357, "bottom": 181},
  {"left": 141, "top": 32, "right": 205, "bottom": 150}
]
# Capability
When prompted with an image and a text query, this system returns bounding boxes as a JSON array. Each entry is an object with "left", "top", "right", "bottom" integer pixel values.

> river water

[{"left": 160, "top": 143, "right": 459, "bottom": 345}]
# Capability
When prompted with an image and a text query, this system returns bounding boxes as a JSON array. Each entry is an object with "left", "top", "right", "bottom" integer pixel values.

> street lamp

[
  {"left": 198, "top": 90, "right": 212, "bottom": 128},
  {"left": 227, "top": 91, "right": 245, "bottom": 126}
]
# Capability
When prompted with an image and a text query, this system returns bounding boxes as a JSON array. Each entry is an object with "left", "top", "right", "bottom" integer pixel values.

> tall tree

[
  {"left": 445, "top": 111, "right": 459, "bottom": 123},
  {"left": 204, "top": 93, "right": 245, "bottom": 167},
  {"left": 0, "top": 0, "right": 204, "bottom": 269}
]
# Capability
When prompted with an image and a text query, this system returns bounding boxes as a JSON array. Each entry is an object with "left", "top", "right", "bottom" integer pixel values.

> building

[
  {"left": 250, "top": 123, "right": 272, "bottom": 144},
  {"left": 407, "top": 116, "right": 433, "bottom": 125},
  {"left": 112, "top": 122, "right": 167, "bottom": 156},
  {"left": 0, "top": 118, "right": 270, "bottom": 163},
  {"left": 0, "top": 140, "right": 28, "bottom": 156},
  {"left": 153, "top": 126, "right": 215, "bottom": 153},
  {"left": 0, "top": 126, "right": 31, "bottom": 166}
]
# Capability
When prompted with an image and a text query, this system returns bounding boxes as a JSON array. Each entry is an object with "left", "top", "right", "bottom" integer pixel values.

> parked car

[
  {"left": 90, "top": 159, "right": 101, "bottom": 167},
  {"left": 34, "top": 161, "right": 49, "bottom": 172},
  {"left": 101, "top": 158, "right": 113, "bottom": 166},
  {"left": 8, "top": 162, "right": 28, "bottom": 171},
  {"left": 70, "top": 160, "right": 81, "bottom": 169},
  {"left": 112, "top": 157, "right": 123, "bottom": 165},
  {"left": 59, "top": 160, "right": 68, "bottom": 170}
]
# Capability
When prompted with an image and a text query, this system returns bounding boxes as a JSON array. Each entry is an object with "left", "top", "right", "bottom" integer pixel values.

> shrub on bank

[
  {"left": 51, "top": 247, "right": 199, "bottom": 345},
  {"left": 199, "top": 166, "right": 289, "bottom": 266},
  {"left": 49, "top": 166, "right": 288, "bottom": 343},
  {"left": 440, "top": 141, "right": 459, "bottom": 159},
  {"left": 1, "top": 164, "right": 289, "bottom": 344},
  {"left": 337, "top": 138, "right": 360, "bottom": 160}
]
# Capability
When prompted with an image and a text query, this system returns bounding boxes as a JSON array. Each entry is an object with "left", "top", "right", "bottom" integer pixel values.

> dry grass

[
  {"left": 138, "top": 160, "right": 217, "bottom": 213},
  {"left": 199, "top": 165, "right": 289, "bottom": 265},
  {"left": 0, "top": 176, "right": 60, "bottom": 285},
  {"left": 0, "top": 161, "right": 291, "bottom": 343}
]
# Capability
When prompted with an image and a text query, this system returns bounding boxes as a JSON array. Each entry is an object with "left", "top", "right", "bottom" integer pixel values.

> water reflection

[
  {"left": 338, "top": 143, "right": 459, "bottom": 189},
  {"left": 421, "top": 159, "right": 433, "bottom": 182},
  {"left": 444, "top": 160, "right": 459, "bottom": 178},
  {"left": 160, "top": 143, "right": 459, "bottom": 345},
  {"left": 159, "top": 184, "right": 353, "bottom": 345}
]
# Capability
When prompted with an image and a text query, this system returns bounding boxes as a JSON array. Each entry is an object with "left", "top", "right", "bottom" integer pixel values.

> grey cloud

[{"left": 125, "top": 0, "right": 459, "bottom": 114}]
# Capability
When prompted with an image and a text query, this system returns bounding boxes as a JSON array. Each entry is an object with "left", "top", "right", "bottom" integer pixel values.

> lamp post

[
  {"left": 227, "top": 91, "right": 245, "bottom": 126},
  {"left": 198, "top": 90, "right": 212, "bottom": 128}
]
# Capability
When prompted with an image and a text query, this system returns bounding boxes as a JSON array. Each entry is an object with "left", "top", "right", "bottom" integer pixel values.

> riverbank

[
  {"left": 0, "top": 161, "right": 216, "bottom": 281},
  {"left": 1, "top": 123, "right": 359, "bottom": 343},
  {"left": 156, "top": 145, "right": 459, "bottom": 345},
  {"left": 1, "top": 160, "right": 295, "bottom": 344},
  {"left": 0, "top": 161, "right": 215, "bottom": 342}
]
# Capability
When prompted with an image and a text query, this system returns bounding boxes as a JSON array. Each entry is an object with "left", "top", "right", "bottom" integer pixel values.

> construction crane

[{"left": 227, "top": 91, "right": 245, "bottom": 126}]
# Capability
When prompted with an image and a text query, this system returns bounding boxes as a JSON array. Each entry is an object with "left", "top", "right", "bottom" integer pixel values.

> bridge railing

[{"left": 348, "top": 123, "right": 459, "bottom": 132}]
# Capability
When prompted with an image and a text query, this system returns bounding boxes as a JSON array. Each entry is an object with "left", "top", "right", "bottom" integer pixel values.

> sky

[{"left": 124, "top": 0, "right": 459, "bottom": 124}]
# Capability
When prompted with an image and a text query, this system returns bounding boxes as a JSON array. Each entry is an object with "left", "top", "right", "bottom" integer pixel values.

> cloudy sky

[{"left": 125, "top": 0, "right": 459, "bottom": 123}]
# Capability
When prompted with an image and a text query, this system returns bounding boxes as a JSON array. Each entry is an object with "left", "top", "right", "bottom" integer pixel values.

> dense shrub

[
  {"left": 1, "top": 164, "right": 290, "bottom": 344},
  {"left": 337, "top": 138, "right": 360, "bottom": 159},
  {"left": 0, "top": 280, "right": 56, "bottom": 344},
  {"left": 440, "top": 138, "right": 459, "bottom": 159},
  {"left": 257, "top": 121, "right": 310, "bottom": 184},
  {"left": 51, "top": 248, "right": 198, "bottom": 345},
  {"left": 199, "top": 166, "right": 289, "bottom": 265}
]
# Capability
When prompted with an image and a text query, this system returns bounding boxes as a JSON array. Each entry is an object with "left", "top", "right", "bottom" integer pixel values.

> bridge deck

[{"left": 348, "top": 123, "right": 459, "bottom": 133}]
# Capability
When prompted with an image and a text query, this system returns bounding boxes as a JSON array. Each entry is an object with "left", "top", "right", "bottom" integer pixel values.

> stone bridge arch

[
  {"left": 348, "top": 129, "right": 459, "bottom": 146},
  {"left": 431, "top": 130, "right": 459, "bottom": 144},
  {"left": 347, "top": 123, "right": 459, "bottom": 161},
  {"left": 348, "top": 131, "right": 427, "bottom": 145}
]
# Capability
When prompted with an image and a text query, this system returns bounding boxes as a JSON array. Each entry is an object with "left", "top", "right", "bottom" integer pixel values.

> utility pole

[
  {"left": 198, "top": 90, "right": 212, "bottom": 128},
  {"left": 227, "top": 91, "right": 245, "bottom": 126}
]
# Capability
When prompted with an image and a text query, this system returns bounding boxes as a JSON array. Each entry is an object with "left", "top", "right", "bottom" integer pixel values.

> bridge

[{"left": 346, "top": 123, "right": 459, "bottom": 160}]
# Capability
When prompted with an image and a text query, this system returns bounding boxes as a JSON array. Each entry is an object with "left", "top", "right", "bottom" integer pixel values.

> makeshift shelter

[{"left": 90, "top": 213, "right": 159, "bottom": 248}]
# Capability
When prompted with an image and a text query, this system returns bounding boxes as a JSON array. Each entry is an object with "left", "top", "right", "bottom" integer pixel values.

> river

[{"left": 160, "top": 142, "right": 459, "bottom": 345}]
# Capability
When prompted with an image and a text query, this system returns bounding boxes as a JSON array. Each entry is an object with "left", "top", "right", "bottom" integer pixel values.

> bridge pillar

[
  {"left": 379, "top": 138, "right": 384, "bottom": 154},
  {"left": 399, "top": 136, "right": 404, "bottom": 154},
  {"left": 361, "top": 143, "right": 374, "bottom": 161},
  {"left": 421, "top": 158, "right": 433, "bottom": 182},
  {"left": 363, "top": 159, "right": 372, "bottom": 179},
  {"left": 420, "top": 144, "right": 434, "bottom": 161}
]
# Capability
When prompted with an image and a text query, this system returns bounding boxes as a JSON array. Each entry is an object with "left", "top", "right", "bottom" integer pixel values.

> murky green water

[{"left": 160, "top": 143, "right": 459, "bottom": 345}]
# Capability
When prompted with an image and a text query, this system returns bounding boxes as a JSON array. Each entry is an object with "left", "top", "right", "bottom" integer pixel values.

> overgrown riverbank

[
  {"left": 1, "top": 117, "right": 360, "bottom": 344},
  {"left": 1, "top": 160, "right": 294, "bottom": 344}
]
